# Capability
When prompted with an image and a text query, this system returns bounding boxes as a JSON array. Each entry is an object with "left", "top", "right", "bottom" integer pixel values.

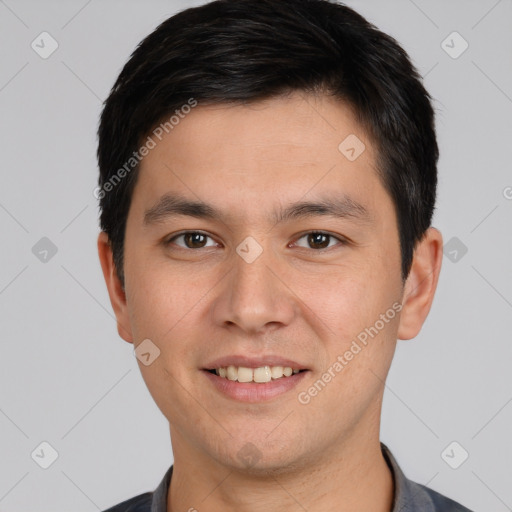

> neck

[{"left": 167, "top": 428, "right": 394, "bottom": 512}]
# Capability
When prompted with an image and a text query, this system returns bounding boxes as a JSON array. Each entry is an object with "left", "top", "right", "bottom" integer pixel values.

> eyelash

[{"left": 165, "top": 230, "right": 348, "bottom": 251}]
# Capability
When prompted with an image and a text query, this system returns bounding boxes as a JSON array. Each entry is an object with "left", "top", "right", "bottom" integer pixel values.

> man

[{"left": 96, "top": 0, "right": 473, "bottom": 510}]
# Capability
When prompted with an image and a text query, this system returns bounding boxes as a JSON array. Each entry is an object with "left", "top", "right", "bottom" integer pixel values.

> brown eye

[
  {"left": 307, "top": 233, "right": 330, "bottom": 249},
  {"left": 183, "top": 233, "right": 207, "bottom": 248},
  {"left": 167, "top": 231, "right": 217, "bottom": 249},
  {"left": 293, "top": 231, "right": 344, "bottom": 250}
]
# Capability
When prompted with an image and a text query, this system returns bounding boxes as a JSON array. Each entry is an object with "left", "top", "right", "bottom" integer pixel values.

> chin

[{"left": 214, "top": 437, "right": 311, "bottom": 477}]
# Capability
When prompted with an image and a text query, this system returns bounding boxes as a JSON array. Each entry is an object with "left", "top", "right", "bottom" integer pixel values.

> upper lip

[{"left": 204, "top": 355, "right": 308, "bottom": 370}]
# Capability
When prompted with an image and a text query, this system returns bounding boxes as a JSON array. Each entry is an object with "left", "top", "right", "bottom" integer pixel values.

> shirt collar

[
  {"left": 381, "top": 442, "right": 437, "bottom": 512},
  {"left": 150, "top": 464, "right": 172, "bottom": 512}
]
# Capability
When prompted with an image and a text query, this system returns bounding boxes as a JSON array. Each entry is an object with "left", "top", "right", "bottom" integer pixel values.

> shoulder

[
  {"left": 102, "top": 464, "right": 173, "bottom": 512},
  {"left": 380, "top": 443, "right": 474, "bottom": 512},
  {"left": 413, "top": 482, "right": 474, "bottom": 512},
  {"left": 102, "top": 491, "right": 152, "bottom": 512}
]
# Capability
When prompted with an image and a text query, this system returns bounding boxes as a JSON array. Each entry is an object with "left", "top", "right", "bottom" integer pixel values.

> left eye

[
  {"left": 168, "top": 232, "right": 218, "bottom": 249},
  {"left": 293, "top": 232, "right": 343, "bottom": 250}
]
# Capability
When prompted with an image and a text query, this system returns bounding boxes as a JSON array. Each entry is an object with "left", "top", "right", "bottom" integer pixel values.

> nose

[{"left": 210, "top": 244, "right": 297, "bottom": 335}]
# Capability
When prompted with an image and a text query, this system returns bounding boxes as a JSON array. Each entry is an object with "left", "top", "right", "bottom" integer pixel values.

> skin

[{"left": 98, "top": 92, "right": 443, "bottom": 511}]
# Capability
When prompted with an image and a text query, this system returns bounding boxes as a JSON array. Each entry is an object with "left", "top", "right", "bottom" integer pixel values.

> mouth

[
  {"left": 202, "top": 357, "right": 309, "bottom": 402},
  {"left": 205, "top": 365, "right": 306, "bottom": 383}
]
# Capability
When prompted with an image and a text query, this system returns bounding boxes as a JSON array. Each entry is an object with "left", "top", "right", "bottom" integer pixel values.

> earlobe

[
  {"left": 397, "top": 227, "right": 443, "bottom": 340},
  {"left": 97, "top": 232, "right": 134, "bottom": 344}
]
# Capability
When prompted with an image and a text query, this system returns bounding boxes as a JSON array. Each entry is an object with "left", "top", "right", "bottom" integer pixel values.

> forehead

[{"left": 131, "top": 92, "right": 391, "bottom": 224}]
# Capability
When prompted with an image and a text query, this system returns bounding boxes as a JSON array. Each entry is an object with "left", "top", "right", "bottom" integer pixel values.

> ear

[
  {"left": 397, "top": 227, "right": 443, "bottom": 340},
  {"left": 97, "top": 231, "right": 134, "bottom": 344}
]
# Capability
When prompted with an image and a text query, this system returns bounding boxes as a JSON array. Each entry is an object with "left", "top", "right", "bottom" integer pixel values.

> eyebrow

[
  {"left": 143, "top": 194, "right": 218, "bottom": 225},
  {"left": 143, "top": 192, "right": 372, "bottom": 226}
]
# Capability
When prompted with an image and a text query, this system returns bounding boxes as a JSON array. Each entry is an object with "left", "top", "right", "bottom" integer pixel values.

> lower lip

[{"left": 202, "top": 370, "right": 309, "bottom": 402}]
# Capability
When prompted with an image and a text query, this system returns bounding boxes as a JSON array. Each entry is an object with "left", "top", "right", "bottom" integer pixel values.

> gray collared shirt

[{"left": 103, "top": 443, "right": 473, "bottom": 511}]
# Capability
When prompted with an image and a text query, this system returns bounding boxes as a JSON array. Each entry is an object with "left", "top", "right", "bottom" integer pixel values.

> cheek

[
  {"left": 124, "top": 255, "right": 212, "bottom": 342},
  {"left": 292, "top": 251, "right": 401, "bottom": 360},
  {"left": 292, "top": 265, "right": 382, "bottom": 339},
  {"left": 126, "top": 267, "right": 207, "bottom": 417}
]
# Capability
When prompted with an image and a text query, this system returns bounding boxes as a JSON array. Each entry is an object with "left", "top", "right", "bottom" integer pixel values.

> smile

[{"left": 209, "top": 365, "right": 303, "bottom": 383}]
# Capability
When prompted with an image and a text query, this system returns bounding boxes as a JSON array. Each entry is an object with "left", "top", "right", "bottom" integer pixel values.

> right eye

[{"left": 165, "top": 231, "right": 218, "bottom": 249}]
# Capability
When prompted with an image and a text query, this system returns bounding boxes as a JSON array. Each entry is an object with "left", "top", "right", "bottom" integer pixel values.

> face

[{"left": 99, "top": 92, "right": 435, "bottom": 473}]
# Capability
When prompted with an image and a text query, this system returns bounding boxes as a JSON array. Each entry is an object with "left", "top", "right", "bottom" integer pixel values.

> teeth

[
  {"left": 238, "top": 367, "right": 253, "bottom": 383},
  {"left": 271, "top": 366, "right": 284, "bottom": 379},
  {"left": 254, "top": 366, "right": 272, "bottom": 383},
  {"left": 212, "top": 365, "right": 301, "bottom": 383},
  {"left": 227, "top": 365, "right": 238, "bottom": 381}
]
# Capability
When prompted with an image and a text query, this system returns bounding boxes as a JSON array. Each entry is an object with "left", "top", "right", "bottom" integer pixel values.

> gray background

[{"left": 0, "top": 0, "right": 511, "bottom": 510}]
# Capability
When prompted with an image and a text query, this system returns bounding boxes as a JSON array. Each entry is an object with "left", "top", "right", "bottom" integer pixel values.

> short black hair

[{"left": 97, "top": 0, "right": 438, "bottom": 287}]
